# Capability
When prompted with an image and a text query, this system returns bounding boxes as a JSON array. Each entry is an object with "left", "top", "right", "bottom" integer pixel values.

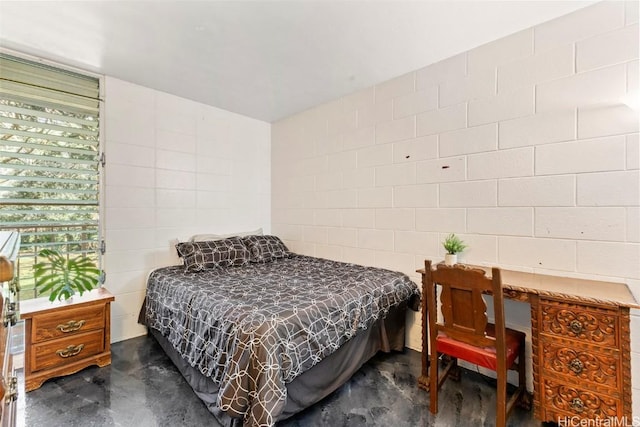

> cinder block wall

[
  {"left": 104, "top": 77, "right": 271, "bottom": 343},
  {"left": 271, "top": 1, "right": 639, "bottom": 411}
]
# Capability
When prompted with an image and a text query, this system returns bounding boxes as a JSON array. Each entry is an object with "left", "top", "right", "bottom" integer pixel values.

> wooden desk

[{"left": 417, "top": 265, "right": 640, "bottom": 424}]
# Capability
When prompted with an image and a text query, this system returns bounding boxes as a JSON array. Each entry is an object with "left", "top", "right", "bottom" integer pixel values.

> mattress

[
  {"left": 141, "top": 254, "right": 419, "bottom": 426},
  {"left": 149, "top": 303, "right": 406, "bottom": 426}
]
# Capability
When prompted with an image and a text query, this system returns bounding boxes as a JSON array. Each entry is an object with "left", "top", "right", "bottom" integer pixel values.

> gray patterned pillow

[
  {"left": 176, "top": 237, "right": 251, "bottom": 271},
  {"left": 242, "top": 235, "right": 291, "bottom": 263}
]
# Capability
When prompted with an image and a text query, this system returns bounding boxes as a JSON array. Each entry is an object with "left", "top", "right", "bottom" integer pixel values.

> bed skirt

[{"left": 148, "top": 302, "right": 408, "bottom": 426}]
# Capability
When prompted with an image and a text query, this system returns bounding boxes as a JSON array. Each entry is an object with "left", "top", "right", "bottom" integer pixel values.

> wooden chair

[{"left": 424, "top": 260, "right": 526, "bottom": 427}]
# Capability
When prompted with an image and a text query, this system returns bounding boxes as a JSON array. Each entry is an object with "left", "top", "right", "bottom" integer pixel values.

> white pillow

[{"left": 189, "top": 227, "right": 263, "bottom": 242}]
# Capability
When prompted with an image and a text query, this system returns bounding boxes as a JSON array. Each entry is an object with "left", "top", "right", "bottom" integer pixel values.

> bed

[{"left": 139, "top": 235, "right": 419, "bottom": 427}]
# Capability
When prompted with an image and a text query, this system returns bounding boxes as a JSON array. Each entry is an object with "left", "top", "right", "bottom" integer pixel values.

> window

[{"left": 0, "top": 52, "right": 103, "bottom": 299}]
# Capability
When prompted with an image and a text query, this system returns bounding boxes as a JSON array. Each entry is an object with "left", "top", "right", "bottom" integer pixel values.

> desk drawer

[
  {"left": 31, "top": 304, "right": 105, "bottom": 343},
  {"left": 540, "top": 340, "right": 619, "bottom": 391},
  {"left": 31, "top": 329, "right": 105, "bottom": 372},
  {"left": 542, "top": 378, "right": 621, "bottom": 420},
  {"left": 539, "top": 300, "right": 618, "bottom": 347}
]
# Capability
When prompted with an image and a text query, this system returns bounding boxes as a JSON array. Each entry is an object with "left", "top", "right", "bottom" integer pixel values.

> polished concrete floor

[{"left": 19, "top": 335, "right": 542, "bottom": 426}]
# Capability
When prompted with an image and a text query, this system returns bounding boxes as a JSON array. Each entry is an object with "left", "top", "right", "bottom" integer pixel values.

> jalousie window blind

[{"left": 0, "top": 52, "right": 102, "bottom": 299}]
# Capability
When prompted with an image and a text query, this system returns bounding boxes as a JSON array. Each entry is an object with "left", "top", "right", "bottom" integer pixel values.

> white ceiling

[{"left": 0, "top": 1, "right": 595, "bottom": 123}]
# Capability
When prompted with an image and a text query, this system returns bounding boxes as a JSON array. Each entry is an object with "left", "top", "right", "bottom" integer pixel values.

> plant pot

[{"left": 444, "top": 253, "right": 457, "bottom": 266}]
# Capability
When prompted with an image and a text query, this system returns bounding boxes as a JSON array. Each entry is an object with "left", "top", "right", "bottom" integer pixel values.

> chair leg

[
  {"left": 496, "top": 367, "right": 507, "bottom": 427},
  {"left": 429, "top": 350, "right": 439, "bottom": 414},
  {"left": 516, "top": 342, "right": 531, "bottom": 411},
  {"left": 518, "top": 344, "right": 526, "bottom": 391},
  {"left": 448, "top": 357, "right": 460, "bottom": 382},
  {"left": 504, "top": 341, "right": 530, "bottom": 422}
]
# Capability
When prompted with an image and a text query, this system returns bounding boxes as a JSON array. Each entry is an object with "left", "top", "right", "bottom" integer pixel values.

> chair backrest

[{"left": 424, "top": 260, "right": 506, "bottom": 350}]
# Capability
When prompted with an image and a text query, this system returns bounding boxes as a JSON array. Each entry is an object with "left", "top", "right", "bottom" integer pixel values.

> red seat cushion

[{"left": 435, "top": 324, "right": 525, "bottom": 371}]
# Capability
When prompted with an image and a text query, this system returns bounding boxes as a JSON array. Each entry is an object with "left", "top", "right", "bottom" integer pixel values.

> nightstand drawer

[
  {"left": 540, "top": 340, "right": 619, "bottom": 391},
  {"left": 539, "top": 300, "right": 618, "bottom": 347},
  {"left": 31, "top": 329, "right": 105, "bottom": 372},
  {"left": 31, "top": 303, "right": 105, "bottom": 343}
]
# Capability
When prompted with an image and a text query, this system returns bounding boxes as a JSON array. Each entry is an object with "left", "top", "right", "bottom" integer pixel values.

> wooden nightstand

[{"left": 20, "top": 287, "right": 115, "bottom": 391}]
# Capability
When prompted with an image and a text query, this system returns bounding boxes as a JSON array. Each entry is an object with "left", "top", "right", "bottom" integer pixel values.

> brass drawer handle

[
  {"left": 568, "top": 358, "right": 584, "bottom": 374},
  {"left": 570, "top": 397, "right": 585, "bottom": 413},
  {"left": 569, "top": 320, "right": 583, "bottom": 334},
  {"left": 55, "top": 344, "right": 85, "bottom": 358},
  {"left": 57, "top": 319, "right": 86, "bottom": 333}
]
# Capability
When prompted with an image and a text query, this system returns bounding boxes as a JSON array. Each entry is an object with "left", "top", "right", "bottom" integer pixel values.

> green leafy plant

[
  {"left": 442, "top": 233, "right": 467, "bottom": 255},
  {"left": 33, "top": 249, "right": 100, "bottom": 302}
]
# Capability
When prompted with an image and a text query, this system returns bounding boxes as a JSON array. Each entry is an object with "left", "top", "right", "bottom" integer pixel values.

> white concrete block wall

[
  {"left": 104, "top": 77, "right": 270, "bottom": 343},
  {"left": 271, "top": 1, "right": 640, "bottom": 410},
  {"left": 439, "top": 124, "right": 497, "bottom": 157}
]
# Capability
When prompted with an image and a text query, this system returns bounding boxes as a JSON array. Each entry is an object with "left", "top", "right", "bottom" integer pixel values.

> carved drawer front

[
  {"left": 539, "top": 300, "right": 618, "bottom": 347},
  {"left": 541, "top": 341, "right": 619, "bottom": 390},
  {"left": 32, "top": 329, "right": 105, "bottom": 372},
  {"left": 31, "top": 304, "right": 105, "bottom": 343},
  {"left": 542, "top": 378, "right": 621, "bottom": 420}
]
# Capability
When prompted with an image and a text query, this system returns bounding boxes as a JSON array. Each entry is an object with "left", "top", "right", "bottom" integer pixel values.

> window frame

[{"left": 0, "top": 48, "right": 105, "bottom": 299}]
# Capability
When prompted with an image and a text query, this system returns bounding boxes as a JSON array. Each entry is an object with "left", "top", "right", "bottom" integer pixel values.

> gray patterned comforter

[{"left": 143, "top": 255, "right": 419, "bottom": 427}]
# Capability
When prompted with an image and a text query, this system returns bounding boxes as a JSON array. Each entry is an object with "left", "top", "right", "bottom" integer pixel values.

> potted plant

[
  {"left": 33, "top": 249, "right": 101, "bottom": 302},
  {"left": 442, "top": 233, "right": 466, "bottom": 266}
]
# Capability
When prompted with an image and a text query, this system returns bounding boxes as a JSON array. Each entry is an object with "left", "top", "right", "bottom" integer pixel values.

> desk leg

[
  {"left": 529, "top": 296, "right": 542, "bottom": 421},
  {"left": 621, "top": 308, "right": 633, "bottom": 420},
  {"left": 418, "top": 312, "right": 430, "bottom": 391},
  {"left": 418, "top": 276, "right": 430, "bottom": 392},
  {"left": 417, "top": 373, "right": 430, "bottom": 392}
]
